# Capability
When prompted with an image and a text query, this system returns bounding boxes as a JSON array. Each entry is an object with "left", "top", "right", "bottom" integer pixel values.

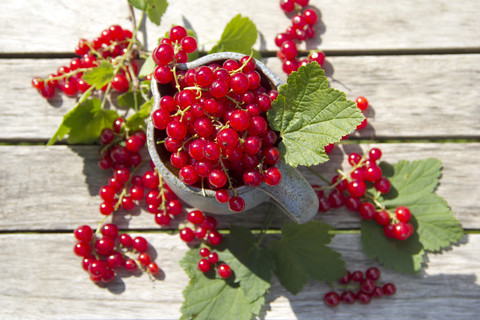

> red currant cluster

[
  {"left": 314, "top": 147, "right": 414, "bottom": 240},
  {"left": 323, "top": 267, "right": 396, "bottom": 307},
  {"left": 152, "top": 25, "right": 197, "bottom": 83},
  {"left": 151, "top": 26, "right": 283, "bottom": 213},
  {"left": 32, "top": 25, "right": 136, "bottom": 99},
  {"left": 74, "top": 224, "right": 160, "bottom": 283},
  {"left": 276, "top": 0, "right": 324, "bottom": 74},
  {"left": 198, "top": 247, "right": 232, "bottom": 279}
]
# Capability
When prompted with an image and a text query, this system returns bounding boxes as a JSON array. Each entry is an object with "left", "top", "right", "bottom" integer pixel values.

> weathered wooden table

[{"left": 1, "top": 0, "right": 480, "bottom": 319}]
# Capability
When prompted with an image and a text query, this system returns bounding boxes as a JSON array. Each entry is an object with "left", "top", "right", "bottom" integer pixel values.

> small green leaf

[
  {"left": 361, "top": 220, "right": 425, "bottom": 274},
  {"left": 267, "top": 63, "right": 364, "bottom": 167},
  {"left": 180, "top": 248, "right": 264, "bottom": 320},
  {"left": 269, "top": 221, "right": 346, "bottom": 294},
  {"left": 138, "top": 54, "right": 156, "bottom": 78},
  {"left": 146, "top": 0, "right": 168, "bottom": 25},
  {"left": 126, "top": 97, "right": 153, "bottom": 131},
  {"left": 209, "top": 14, "right": 258, "bottom": 55},
  {"left": 82, "top": 60, "right": 114, "bottom": 90},
  {"left": 48, "top": 98, "right": 119, "bottom": 145},
  {"left": 220, "top": 226, "right": 274, "bottom": 301}
]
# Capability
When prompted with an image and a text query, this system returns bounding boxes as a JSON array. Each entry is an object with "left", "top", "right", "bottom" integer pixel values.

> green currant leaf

[
  {"left": 219, "top": 226, "right": 275, "bottom": 301},
  {"left": 361, "top": 219, "right": 425, "bottom": 274},
  {"left": 209, "top": 14, "right": 258, "bottom": 55},
  {"left": 48, "top": 98, "right": 119, "bottom": 145},
  {"left": 268, "top": 221, "right": 346, "bottom": 295},
  {"left": 138, "top": 54, "right": 155, "bottom": 78},
  {"left": 82, "top": 60, "right": 114, "bottom": 90},
  {"left": 180, "top": 248, "right": 263, "bottom": 320},
  {"left": 128, "top": 0, "right": 167, "bottom": 25},
  {"left": 146, "top": 0, "right": 168, "bottom": 25},
  {"left": 126, "top": 97, "right": 154, "bottom": 131},
  {"left": 267, "top": 62, "right": 364, "bottom": 167},
  {"left": 381, "top": 159, "right": 464, "bottom": 252}
]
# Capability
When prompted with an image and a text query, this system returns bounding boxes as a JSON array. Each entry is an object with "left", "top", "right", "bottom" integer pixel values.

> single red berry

[
  {"left": 374, "top": 210, "right": 391, "bottom": 226},
  {"left": 74, "top": 225, "right": 93, "bottom": 242},
  {"left": 198, "top": 259, "right": 212, "bottom": 273},
  {"left": 101, "top": 223, "right": 119, "bottom": 239},
  {"left": 357, "top": 291, "right": 372, "bottom": 304},
  {"left": 148, "top": 262, "right": 160, "bottom": 275},
  {"left": 365, "top": 267, "right": 381, "bottom": 281},
  {"left": 133, "top": 236, "right": 148, "bottom": 252},
  {"left": 215, "top": 189, "right": 230, "bottom": 203},
  {"left": 207, "top": 230, "right": 223, "bottom": 246},
  {"left": 95, "top": 237, "right": 115, "bottom": 256},
  {"left": 217, "top": 263, "right": 232, "bottom": 279},
  {"left": 119, "top": 233, "right": 133, "bottom": 247},
  {"left": 188, "top": 210, "right": 205, "bottom": 224},
  {"left": 369, "top": 148, "right": 382, "bottom": 161},
  {"left": 228, "top": 196, "right": 246, "bottom": 212},
  {"left": 208, "top": 252, "right": 219, "bottom": 264},
  {"left": 111, "top": 74, "right": 129, "bottom": 92},
  {"left": 356, "top": 96, "right": 369, "bottom": 110},
  {"left": 360, "top": 278, "right": 376, "bottom": 294},
  {"left": 74, "top": 242, "right": 91, "bottom": 257},
  {"left": 348, "top": 152, "right": 362, "bottom": 166},
  {"left": 383, "top": 283, "right": 397, "bottom": 295},
  {"left": 395, "top": 206, "right": 412, "bottom": 222},
  {"left": 169, "top": 26, "right": 187, "bottom": 42},
  {"left": 323, "top": 292, "right": 340, "bottom": 307},
  {"left": 264, "top": 167, "right": 282, "bottom": 186},
  {"left": 347, "top": 180, "right": 367, "bottom": 198},
  {"left": 338, "top": 270, "right": 352, "bottom": 284},
  {"left": 180, "top": 227, "right": 195, "bottom": 242},
  {"left": 340, "top": 291, "right": 356, "bottom": 304},
  {"left": 375, "top": 177, "right": 391, "bottom": 194}
]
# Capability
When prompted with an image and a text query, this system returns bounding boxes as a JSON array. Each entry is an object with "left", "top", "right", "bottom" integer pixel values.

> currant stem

[{"left": 218, "top": 157, "right": 237, "bottom": 197}]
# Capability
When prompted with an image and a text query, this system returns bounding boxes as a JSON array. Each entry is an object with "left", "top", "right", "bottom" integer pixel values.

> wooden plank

[
  {"left": 0, "top": 143, "right": 477, "bottom": 231},
  {"left": 3, "top": 54, "right": 480, "bottom": 141},
  {"left": 2, "top": 0, "right": 480, "bottom": 53},
  {"left": 0, "top": 232, "right": 478, "bottom": 319}
]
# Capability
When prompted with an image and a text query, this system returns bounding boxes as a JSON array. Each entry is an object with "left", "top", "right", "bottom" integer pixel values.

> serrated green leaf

[
  {"left": 267, "top": 63, "right": 364, "bottom": 167},
  {"left": 361, "top": 220, "right": 425, "bottom": 274},
  {"left": 126, "top": 97, "right": 153, "bottom": 131},
  {"left": 180, "top": 248, "right": 264, "bottom": 320},
  {"left": 269, "top": 221, "right": 346, "bottom": 294},
  {"left": 48, "top": 98, "right": 119, "bottom": 145},
  {"left": 138, "top": 54, "right": 156, "bottom": 78},
  {"left": 410, "top": 193, "right": 464, "bottom": 252},
  {"left": 82, "top": 60, "right": 114, "bottom": 89},
  {"left": 220, "top": 226, "right": 274, "bottom": 301},
  {"left": 146, "top": 0, "right": 168, "bottom": 25},
  {"left": 381, "top": 159, "right": 463, "bottom": 252},
  {"left": 209, "top": 14, "right": 257, "bottom": 55}
]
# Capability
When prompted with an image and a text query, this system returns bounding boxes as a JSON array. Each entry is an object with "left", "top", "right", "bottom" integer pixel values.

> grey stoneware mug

[{"left": 147, "top": 52, "right": 318, "bottom": 224}]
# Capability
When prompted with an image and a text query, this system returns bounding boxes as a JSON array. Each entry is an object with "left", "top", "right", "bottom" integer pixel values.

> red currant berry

[
  {"left": 207, "top": 230, "right": 223, "bottom": 246},
  {"left": 365, "top": 267, "right": 381, "bottom": 281},
  {"left": 180, "top": 227, "right": 195, "bottom": 242},
  {"left": 217, "top": 263, "right": 232, "bottom": 279},
  {"left": 375, "top": 177, "right": 391, "bottom": 194},
  {"left": 228, "top": 196, "right": 246, "bottom": 212},
  {"left": 374, "top": 210, "right": 391, "bottom": 226},
  {"left": 198, "top": 259, "right": 211, "bottom": 273},
  {"left": 74, "top": 225, "right": 93, "bottom": 242},
  {"left": 215, "top": 189, "right": 230, "bottom": 203},
  {"left": 383, "top": 283, "right": 396, "bottom": 295},
  {"left": 356, "top": 96, "right": 369, "bottom": 110},
  {"left": 111, "top": 74, "right": 129, "bottom": 92},
  {"left": 323, "top": 292, "right": 340, "bottom": 307},
  {"left": 369, "top": 148, "right": 382, "bottom": 161},
  {"left": 133, "top": 236, "right": 148, "bottom": 253},
  {"left": 347, "top": 180, "right": 366, "bottom": 198},
  {"left": 395, "top": 206, "right": 412, "bottom": 222}
]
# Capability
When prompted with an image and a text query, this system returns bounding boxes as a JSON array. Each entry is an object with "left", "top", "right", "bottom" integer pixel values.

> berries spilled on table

[{"left": 324, "top": 267, "right": 396, "bottom": 307}]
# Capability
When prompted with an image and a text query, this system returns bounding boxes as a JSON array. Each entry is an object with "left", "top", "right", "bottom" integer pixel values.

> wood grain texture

[
  {"left": 0, "top": 143, "right": 477, "bottom": 231},
  {"left": 0, "top": 232, "right": 478, "bottom": 319},
  {"left": 2, "top": 0, "right": 480, "bottom": 53},
  {"left": 3, "top": 54, "right": 480, "bottom": 141}
]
